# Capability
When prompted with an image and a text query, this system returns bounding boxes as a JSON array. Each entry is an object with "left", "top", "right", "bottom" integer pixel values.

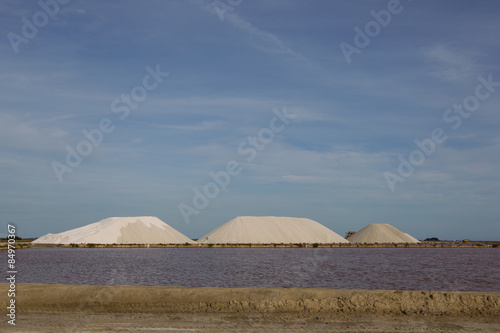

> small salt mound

[
  {"left": 198, "top": 216, "right": 349, "bottom": 244},
  {"left": 32, "top": 216, "right": 194, "bottom": 244},
  {"left": 348, "top": 224, "right": 419, "bottom": 243}
]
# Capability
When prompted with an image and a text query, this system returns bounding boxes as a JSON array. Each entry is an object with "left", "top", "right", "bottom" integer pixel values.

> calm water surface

[{"left": 12, "top": 247, "right": 500, "bottom": 291}]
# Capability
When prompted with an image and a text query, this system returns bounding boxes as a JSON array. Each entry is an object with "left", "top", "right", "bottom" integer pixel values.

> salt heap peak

[
  {"left": 348, "top": 223, "right": 419, "bottom": 244},
  {"left": 32, "top": 216, "right": 194, "bottom": 244},
  {"left": 198, "top": 216, "right": 349, "bottom": 244}
]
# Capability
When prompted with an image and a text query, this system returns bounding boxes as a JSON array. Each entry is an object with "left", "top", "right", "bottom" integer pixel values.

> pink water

[{"left": 13, "top": 247, "right": 500, "bottom": 291}]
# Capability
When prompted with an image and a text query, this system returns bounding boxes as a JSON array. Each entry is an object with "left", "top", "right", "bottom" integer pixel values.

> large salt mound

[
  {"left": 198, "top": 216, "right": 349, "bottom": 244},
  {"left": 348, "top": 224, "right": 419, "bottom": 244},
  {"left": 32, "top": 216, "right": 194, "bottom": 245}
]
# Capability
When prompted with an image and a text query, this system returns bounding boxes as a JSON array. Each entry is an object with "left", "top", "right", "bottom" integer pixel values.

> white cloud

[
  {"left": 281, "top": 174, "right": 324, "bottom": 183},
  {"left": 149, "top": 96, "right": 278, "bottom": 109},
  {"left": 422, "top": 44, "right": 477, "bottom": 82},
  {"left": 242, "top": 143, "right": 390, "bottom": 188},
  {"left": 292, "top": 106, "right": 339, "bottom": 122},
  {"left": 0, "top": 158, "right": 23, "bottom": 168},
  {"left": 61, "top": 8, "right": 87, "bottom": 16},
  {"left": 151, "top": 120, "right": 226, "bottom": 131},
  {"left": 0, "top": 112, "right": 68, "bottom": 152},
  {"left": 193, "top": 1, "right": 313, "bottom": 68}
]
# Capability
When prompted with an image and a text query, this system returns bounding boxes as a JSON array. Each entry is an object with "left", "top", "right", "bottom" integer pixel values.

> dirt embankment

[{"left": 2, "top": 283, "right": 499, "bottom": 317}]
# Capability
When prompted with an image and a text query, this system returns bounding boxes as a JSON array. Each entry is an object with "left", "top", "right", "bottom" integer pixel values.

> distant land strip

[{"left": 1, "top": 240, "right": 499, "bottom": 250}]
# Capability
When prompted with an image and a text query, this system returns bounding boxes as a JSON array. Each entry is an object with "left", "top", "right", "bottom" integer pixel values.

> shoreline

[
  {"left": 3, "top": 239, "right": 499, "bottom": 250},
  {"left": 2, "top": 284, "right": 499, "bottom": 332}
]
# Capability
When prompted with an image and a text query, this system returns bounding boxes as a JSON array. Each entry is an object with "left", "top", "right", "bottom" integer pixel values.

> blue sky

[{"left": 1, "top": 0, "right": 499, "bottom": 240}]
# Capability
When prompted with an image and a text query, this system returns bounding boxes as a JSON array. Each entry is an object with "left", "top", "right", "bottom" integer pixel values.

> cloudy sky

[{"left": 1, "top": 0, "right": 499, "bottom": 240}]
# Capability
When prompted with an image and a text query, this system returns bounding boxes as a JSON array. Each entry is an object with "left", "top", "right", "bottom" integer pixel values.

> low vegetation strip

[{"left": 24, "top": 241, "right": 500, "bottom": 248}]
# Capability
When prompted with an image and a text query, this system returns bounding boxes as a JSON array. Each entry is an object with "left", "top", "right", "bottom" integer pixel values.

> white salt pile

[
  {"left": 32, "top": 216, "right": 194, "bottom": 244},
  {"left": 198, "top": 216, "right": 349, "bottom": 244},
  {"left": 348, "top": 224, "right": 419, "bottom": 243}
]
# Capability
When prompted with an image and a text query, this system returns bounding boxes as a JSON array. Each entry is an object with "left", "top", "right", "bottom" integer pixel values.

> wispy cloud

[
  {"left": 149, "top": 96, "right": 277, "bottom": 109},
  {"left": 149, "top": 120, "right": 226, "bottom": 131},
  {"left": 60, "top": 8, "right": 87, "bottom": 16},
  {"left": 281, "top": 174, "right": 325, "bottom": 183},
  {"left": 422, "top": 44, "right": 477, "bottom": 82},
  {"left": 193, "top": 1, "right": 315, "bottom": 69},
  {"left": 292, "top": 106, "right": 340, "bottom": 122},
  {"left": 0, "top": 113, "right": 68, "bottom": 152}
]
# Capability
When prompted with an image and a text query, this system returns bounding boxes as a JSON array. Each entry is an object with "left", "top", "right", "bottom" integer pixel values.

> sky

[{"left": 1, "top": 0, "right": 499, "bottom": 241}]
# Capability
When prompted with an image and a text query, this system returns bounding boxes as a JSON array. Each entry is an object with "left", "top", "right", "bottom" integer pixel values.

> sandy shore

[{"left": 2, "top": 283, "right": 500, "bottom": 332}]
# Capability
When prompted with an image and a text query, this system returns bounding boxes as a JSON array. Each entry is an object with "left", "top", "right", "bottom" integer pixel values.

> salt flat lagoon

[{"left": 14, "top": 247, "right": 500, "bottom": 291}]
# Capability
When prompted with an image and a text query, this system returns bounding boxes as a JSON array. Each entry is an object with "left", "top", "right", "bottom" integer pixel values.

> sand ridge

[
  {"left": 4, "top": 284, "right": 499, "bottom": 332},
  {"left": 3, "top": 283, "right": 499, "bottom": 317}
]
